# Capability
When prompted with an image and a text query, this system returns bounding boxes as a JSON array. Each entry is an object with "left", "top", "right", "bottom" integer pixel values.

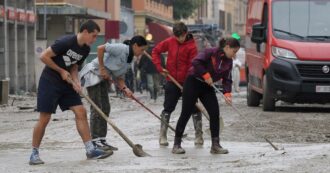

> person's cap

[{"left": 231, "top": 32, "right": 241, "bottom": 40}]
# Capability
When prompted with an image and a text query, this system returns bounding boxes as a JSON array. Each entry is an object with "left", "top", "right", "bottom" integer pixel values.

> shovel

[{"left": 69, "top": 78, "right": 150, "bottom": 157}]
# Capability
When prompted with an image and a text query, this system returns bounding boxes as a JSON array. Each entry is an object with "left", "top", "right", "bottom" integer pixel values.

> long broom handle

[
  {"left": 210, "top": 84, "right": 279, "bottom": 151},
  {"left": 68, "top": 78, "right": 137, "bottom": 148},
  {"left": 166, "top": 74, "right": 210, "bottom": 121},
  {"left": 143, "top": 51, "right": 211, "bottom": 121},
  {"left": 82, "top": 93, "right": 136, "bottom": 148},
  {"left": 130, "top": 95, "right": 177, "bottom": 132},
  {"left": 108, "top": 79, "right": 177, "bottom": 132}
]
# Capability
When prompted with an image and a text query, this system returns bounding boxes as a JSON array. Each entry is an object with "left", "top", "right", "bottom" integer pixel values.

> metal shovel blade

[{"left": 133, "top": 144, "right": 151, "bottom": 157}]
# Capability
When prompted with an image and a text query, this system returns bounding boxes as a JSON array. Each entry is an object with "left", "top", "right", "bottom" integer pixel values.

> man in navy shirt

[{"left": 29, "top": 20, "right": 111, "bottom": 165}]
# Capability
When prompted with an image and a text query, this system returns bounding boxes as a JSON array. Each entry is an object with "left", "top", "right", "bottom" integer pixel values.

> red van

[{"left": 246, "top": 0, "right": 330, "bottom": 111}]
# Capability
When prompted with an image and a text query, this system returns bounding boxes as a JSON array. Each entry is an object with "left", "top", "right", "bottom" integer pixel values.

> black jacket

[{"left": 138, "top": 55, "right": 158, "bottom": 74}]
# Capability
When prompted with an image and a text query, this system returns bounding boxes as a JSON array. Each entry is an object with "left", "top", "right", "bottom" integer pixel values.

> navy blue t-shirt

[{"left": 41, "top": 35, "right": 90, "bottom": 82}]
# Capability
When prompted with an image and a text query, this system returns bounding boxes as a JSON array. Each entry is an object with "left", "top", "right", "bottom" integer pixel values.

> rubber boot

[
  {"left": 210, "top": 137, "right": 229, "bottom": 154},
  {"left": 159, "top": 111, "right": 170, "bottom": 146},
  {"left": 172, "top": 137, "right": 185, "bottom": 154},
  {"left": 193, "top": 112, "right": 204, "bottom": 145}
]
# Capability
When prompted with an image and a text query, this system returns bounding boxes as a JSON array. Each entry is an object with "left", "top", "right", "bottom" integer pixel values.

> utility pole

[
  {"left": 105, "top": 0, "right": 108, "bottom": 43},
  {"left": 43, "top": 0, "right": 47, "bottom": 39},
  {"left": 3, "top": 0, "right": 9, "bottom": 79}
]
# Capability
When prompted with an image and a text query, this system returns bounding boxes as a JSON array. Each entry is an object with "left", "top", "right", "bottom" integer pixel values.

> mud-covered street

[{"left": 0, "top": 88, "right": 329, "bottom": 173}]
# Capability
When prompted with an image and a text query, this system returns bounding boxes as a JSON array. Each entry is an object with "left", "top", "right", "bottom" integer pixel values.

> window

[
  {"left": 219, "top": 10, "right": 225, "bottom": 30},
  {"left": 227, "top": 13, "right": 232, "bottom": 32},
  {"left": 273, "top": 0, "right": 330, "bottom": 41},
  {"left": 121, "top": 0, "right": 132, "bottom": 9}
]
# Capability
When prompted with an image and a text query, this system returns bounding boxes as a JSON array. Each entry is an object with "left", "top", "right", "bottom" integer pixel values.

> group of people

[{"left": 29, "top": 20, "right": 241, "bottom": 165}]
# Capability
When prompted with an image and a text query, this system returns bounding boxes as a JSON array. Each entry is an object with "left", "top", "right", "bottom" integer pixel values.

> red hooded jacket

[{"left": 152, "top": 34, "right": 197, "bottom": 84}]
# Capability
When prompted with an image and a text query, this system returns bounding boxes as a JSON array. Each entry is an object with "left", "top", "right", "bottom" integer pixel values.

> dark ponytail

[
  {"left": 219, "top": 37, "right": 240, "bottom": 50},
  {"left": 123, "top": 35, "right": 147, "bottom": 47},
  {"left": 124, "top": 35, "right": 147, "bottom": 63},
  {"left": 123, "top": 40, "right": 131, "bottom": 45}
]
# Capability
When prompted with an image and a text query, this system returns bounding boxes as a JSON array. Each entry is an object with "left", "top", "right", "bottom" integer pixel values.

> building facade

[
  {"left": 0, "top": 0, "right": 37, "bottom": 93},
  {"left": 34, "top": 0, "right": 112, "bottom": 84},
  {"left": 184, "top": 0, "right": 247, "bottom": 39},
  {"left": 35, "top": 0, "right": 111, "bottom": 44},
  {"left": 224, "top": 0, "right": 247, "bottom": 37},
  {"left": 120, "top": 6, "right": 134, "bottom": 40},
  {"left": 132, "top": 0, "right": 173, "bottom": 45}
]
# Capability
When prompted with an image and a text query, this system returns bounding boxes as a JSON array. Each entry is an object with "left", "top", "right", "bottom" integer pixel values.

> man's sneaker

[
  {"left": 86, "top": 148, "right": 113, "bottom": 160},
  {"left": 93, "top": 139, "right": 118, "bottom": 151},
  {"left": 100, "top": 139, "right": 118, "bottom": 151},
  {"left": 29, "top": 150, "right": 45, "bottom": 165}
]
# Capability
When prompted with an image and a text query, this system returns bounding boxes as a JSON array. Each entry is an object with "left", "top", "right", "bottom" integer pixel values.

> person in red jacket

[{"left": 152, "top": 22, "right": 203, "bottom": 146}]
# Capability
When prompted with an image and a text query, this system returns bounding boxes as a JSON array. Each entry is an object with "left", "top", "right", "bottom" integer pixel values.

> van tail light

[{"left": 272, "top": 46, "right": 297, "bottom": 59}]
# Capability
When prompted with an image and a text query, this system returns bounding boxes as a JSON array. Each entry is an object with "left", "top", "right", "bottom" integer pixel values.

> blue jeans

[{"left": 146, "top": 73, "right": 160, "bottom": 99}]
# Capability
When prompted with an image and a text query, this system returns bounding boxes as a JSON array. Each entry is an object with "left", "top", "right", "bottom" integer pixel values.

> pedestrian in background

[
  {"left": 232, "top": 54, "right": 242, "bottom": 92},
  {"left": 137, "top": 46, "right": 160, "bottom": 102}
]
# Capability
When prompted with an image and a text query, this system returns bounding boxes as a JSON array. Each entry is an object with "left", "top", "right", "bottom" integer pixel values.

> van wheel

[
  {"left": 262, "top": 75, "right": 275, "bottom": 111},
  {"left": 247, "top": 83, "right": 261, "bottom": 106}
]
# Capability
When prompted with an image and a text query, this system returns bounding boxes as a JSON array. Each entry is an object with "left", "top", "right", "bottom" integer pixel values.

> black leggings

[
  {"left": 163, "top": 81, "right": 182, "bottom": 114},
  {"left": 175, "top": 75, "right": 220, "bottom": 138},
  {"left": 163, "top": 81, "right": 198, "bottom": 115}
]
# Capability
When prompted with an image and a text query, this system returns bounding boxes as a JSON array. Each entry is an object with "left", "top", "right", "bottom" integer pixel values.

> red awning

[{"left": 147, "top": 22, "right": 172, "bottom": 45}]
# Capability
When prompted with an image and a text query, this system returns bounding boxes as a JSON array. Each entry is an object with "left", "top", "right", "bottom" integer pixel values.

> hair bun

[{"left": 123, "top": 40, "right": 131, "bottom": 45}]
